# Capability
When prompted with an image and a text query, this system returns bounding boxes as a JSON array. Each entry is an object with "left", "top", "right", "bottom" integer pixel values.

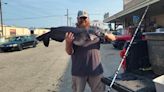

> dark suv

[
  {"left": 112, "top": 28, "right": 143, "bottom": 50},
  {"left": 0, "top": 35, "right": 38, "bottom": 51},
  {"left": 112, "top": 35, "right": 132, "bottom": 50}
]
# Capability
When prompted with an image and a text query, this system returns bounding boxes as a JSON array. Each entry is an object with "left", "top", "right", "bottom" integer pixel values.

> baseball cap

[{"left": 77, "top": 10, "right": 89, "bottom": 18}]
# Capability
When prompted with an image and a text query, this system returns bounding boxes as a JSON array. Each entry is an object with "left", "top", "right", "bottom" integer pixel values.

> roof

[{"left": 103, "top": 0, "right": 161, "bottom": 23}]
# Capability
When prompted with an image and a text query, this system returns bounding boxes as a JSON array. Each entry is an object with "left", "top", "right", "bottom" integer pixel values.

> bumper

[
  {"left": 0, "top": 46, "right": 18, "bottom": 51},
  {"left": 112, "top": 40, "right": 126, "bottom": 50}
]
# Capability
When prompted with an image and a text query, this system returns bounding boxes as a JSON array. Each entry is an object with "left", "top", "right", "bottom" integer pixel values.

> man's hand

[
  {"left": 104, "top": 33, "right": 116, "bottom": 41},
  {"left": 65, "top": 32, "right": 74, "bottom": 44},
  {"left": 65, "top": 32, "right": 74, "bottom": 55}
]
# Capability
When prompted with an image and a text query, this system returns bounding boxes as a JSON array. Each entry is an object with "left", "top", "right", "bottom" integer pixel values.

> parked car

[
  {"left": 112, "top": 31, "right": 122, "bottom": 35},
  {"left": 0, "top": 35, "right": 38, "bottom": 52},
  {"left": 112, "top": 28, "right": 144, "bottom": 50}
]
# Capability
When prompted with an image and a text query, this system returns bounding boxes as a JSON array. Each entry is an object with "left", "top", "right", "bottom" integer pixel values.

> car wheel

[
  {"left": 117, "top": 41, "right": 125, "bottom": 50},
  {"left": 32, "top": 42, "right": 36, "bottom": 48},
  {"left": 18, "top": 45, "right": 23, "bottom": 51},
  {"left": 117, "top": 44, "right": 123, "bottom": 50},
  {"left": 113, "top": 44, "right": 117, "bottom": 49}
]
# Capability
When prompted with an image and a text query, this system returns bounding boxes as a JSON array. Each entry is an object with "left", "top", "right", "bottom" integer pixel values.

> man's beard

[{"left": 78, "top": 21, "right": 90, "bottom": 28}]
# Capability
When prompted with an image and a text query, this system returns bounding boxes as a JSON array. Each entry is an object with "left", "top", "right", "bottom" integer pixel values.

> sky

[{"left": 2, "top": 0, "right": 123, "bottom": 28}]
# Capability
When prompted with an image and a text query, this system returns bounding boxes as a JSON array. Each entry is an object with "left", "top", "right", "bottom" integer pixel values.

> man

[{"left": 65, "top": 10, "right": 116, "bottom": 92}]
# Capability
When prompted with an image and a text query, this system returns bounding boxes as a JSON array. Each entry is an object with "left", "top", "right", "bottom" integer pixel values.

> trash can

[{"left": 144, "top": 32, "right": 164, "bottom": 75}]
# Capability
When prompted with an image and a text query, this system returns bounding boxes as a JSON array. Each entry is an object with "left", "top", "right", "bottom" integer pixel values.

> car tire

[
  {"left": 0, "top": 49, "right": 4, "bottom": 52},
  {"left": 117, "top": 41, "right": 126, "bottom": 50},
  {"left": 117, "top": 44, "right": 123, "bottom": 50},
  {"left": 18, "top": 45, "right": 23, "bottom": 51},
  {"left": 113, "top": 44, "right": 117, "bottom": 49},
  {"left": 32, "top": 42, "right": 37, "bottom": 48}
]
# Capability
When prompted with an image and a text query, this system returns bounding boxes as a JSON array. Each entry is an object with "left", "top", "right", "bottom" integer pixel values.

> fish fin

[
  {"left": 43, "top": 38, "right": 49, "bottom": 47},
  {"left": 43, "top": 33, "right": 50, "bottom": 47},
  {"left": 36, "top": 32, "right": 50, "bottom": 47}
]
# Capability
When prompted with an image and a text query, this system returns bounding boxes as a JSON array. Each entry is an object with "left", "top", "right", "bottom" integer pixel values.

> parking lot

[{"left": 0, "top": 41, "right": 122, "bottom": 92}]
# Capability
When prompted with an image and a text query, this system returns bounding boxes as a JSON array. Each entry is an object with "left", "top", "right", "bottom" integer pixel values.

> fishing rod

[{"left": 107, "top": 5, "right": 150, "bottom": 92}]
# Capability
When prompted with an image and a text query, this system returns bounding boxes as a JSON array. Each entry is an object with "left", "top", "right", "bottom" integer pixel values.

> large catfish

[{"left": 36, "top": 26, "right": 104, "bottom": 47}]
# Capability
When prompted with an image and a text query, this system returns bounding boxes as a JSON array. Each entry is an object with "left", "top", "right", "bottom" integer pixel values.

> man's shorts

[{"left": 72, "top": 74, "right": 105, "bottom": 92}]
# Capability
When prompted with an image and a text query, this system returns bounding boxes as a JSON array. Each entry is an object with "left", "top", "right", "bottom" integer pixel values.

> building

[
  {"left": 0, "top": 25, "right": 49, "bottom": 38},
  {"left": 90, "top": 20, "right": 109, "bottom": 31},
  {"left": 104, "top": 0, "right": 164, "bottom": 32}
]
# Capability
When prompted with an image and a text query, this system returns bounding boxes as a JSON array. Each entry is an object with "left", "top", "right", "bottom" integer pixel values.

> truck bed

[{"left": 102, "top": 70, "right": 158, "bottom": 92}]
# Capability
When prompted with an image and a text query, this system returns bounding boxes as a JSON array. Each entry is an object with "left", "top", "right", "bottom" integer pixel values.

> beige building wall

[
  {"left": 123, "top": 0, "right": 133, "bottom": 7},
  {"left": 0, "top": 26, "right": 49, "bottom": 38},
  {"left": 123, "top": 0, "right": 149, "bottom": 9},
  {"left": 151, "top": 14, "right": 164, "bottom": 27},
  {"left": 123, "top": 0, "right": 133, "bottom": 9},
  {"left": 34, "top": 29, "right": 49, "bottom": 35}
]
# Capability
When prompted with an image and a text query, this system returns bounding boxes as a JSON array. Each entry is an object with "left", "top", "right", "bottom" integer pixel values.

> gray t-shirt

[{"left": 71, "top": 27, "right": 104, "bottom": 76}]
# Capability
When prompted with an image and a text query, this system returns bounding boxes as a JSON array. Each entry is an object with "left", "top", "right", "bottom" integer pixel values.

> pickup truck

[{"left": 102, "top": 40, "right": 159, "bottom": 92}]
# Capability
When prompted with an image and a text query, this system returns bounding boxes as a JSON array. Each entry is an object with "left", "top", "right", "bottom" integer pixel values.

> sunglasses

[{"left": 79, "top": 17, "right": 87, "bottom": 20}]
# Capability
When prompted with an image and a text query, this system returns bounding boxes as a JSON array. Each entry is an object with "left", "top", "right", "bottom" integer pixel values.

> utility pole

[
  {"left": 69, "top": 17, "right": 72, "bottom": 26},
  {"left": 0, "top": 0, "right": 3, "bottom": 37},
  {"left": 66, "top": 9, "right": 69, "bottom": 26}
]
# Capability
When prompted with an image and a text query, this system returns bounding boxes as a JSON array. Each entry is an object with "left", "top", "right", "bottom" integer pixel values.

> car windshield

[{"left": 9, "top": 36, "right": 23, "bottom": 42}]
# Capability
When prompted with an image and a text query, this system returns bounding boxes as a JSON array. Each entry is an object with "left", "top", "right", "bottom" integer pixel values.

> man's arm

[
  {"left": 92, "top": 27, "right": 116, "bottom": 42},
  {"left": 104, "top": 33, "right": 116, "bottom": 41},
  {"left": 65, "top": 32, "right": 74, "bottom": 55}
]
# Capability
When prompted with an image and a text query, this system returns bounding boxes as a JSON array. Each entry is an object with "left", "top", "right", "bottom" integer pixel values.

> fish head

[{"left": 73, "top": 31, "right": 90, "bottom": 46}]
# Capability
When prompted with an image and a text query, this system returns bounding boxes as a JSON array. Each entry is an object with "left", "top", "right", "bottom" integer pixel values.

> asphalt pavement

[{"left": 0, "top": 41, "right": 122, "bottom": 92}]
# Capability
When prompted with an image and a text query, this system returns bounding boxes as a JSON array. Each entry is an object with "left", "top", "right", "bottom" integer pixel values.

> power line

[
  {"left": 4, "top": 1, "right": 51, "bottom": 16},
  {"left": 4, "top": 14, "right": 65, "bottom": 21},
  {"left": 4, "top": 13, "right": 103, "bottom": 21},
  {"left": 6, "top": 1, "right": 70, "bottom": 16},
  {"left": 4, "top": 1, "right": 103, "bottom": 20}
]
